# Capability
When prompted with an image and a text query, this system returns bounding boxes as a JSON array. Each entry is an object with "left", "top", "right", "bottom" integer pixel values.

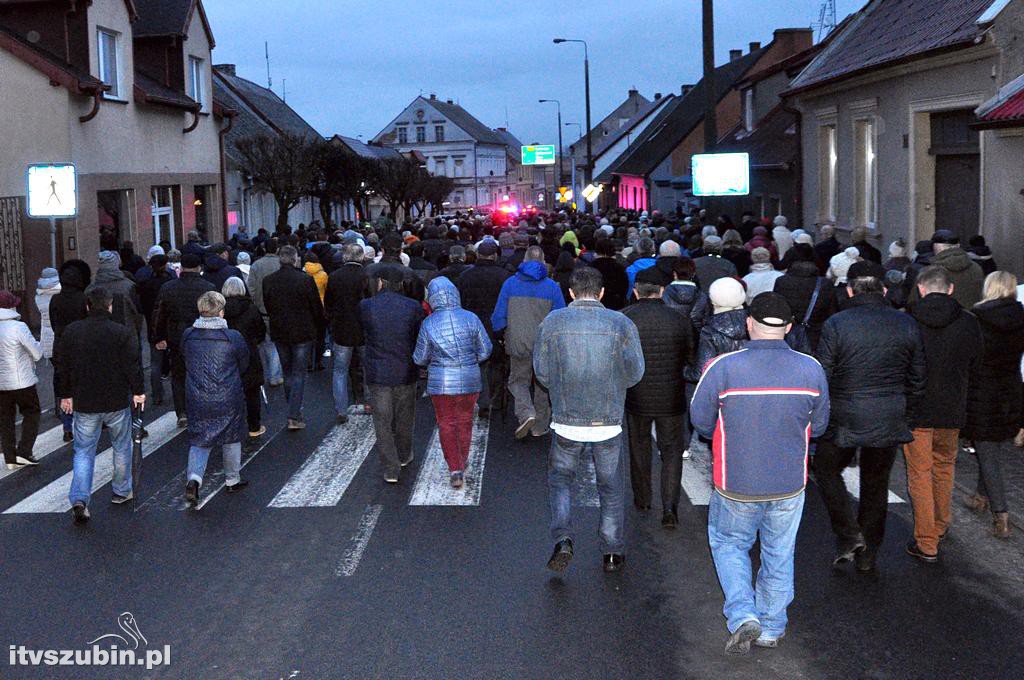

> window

[
  {"left": 151, "top": 186, "right": 178, "bottom": 248},
  {"left": 397, "top": 127, "right": 408, "bottom": 144},
  {"left": 854, "top": 119, "right": 877, "bottom": 228},
  {"left": 193, "top": 185, "right": 215, "bottom": 241},
  {"left": 435, "top": 125, "right": 445, "bottom": 142},
  {"left": 818, "top": 124, "right": 837, "bottom": 221},
  {"left": 97, "top": 189, "right": 135, "bottom": 249},
  {"left": 743, "top": 89, "right": 754, "bottom": 132},
  {"left": 454, "top": 158, "right": 464, "bottom": 178},
  {"left": 416, "top": 126, "right": 426, "bottom": 143},
  {"left": 188, "top": 56, "right": 205, "bottom": 110},
  {"left": 434, "top": 159, "right": 447, "bottom": 177},
  {"left": 97, "top": 28, "right": 119, "bottom": 98}
]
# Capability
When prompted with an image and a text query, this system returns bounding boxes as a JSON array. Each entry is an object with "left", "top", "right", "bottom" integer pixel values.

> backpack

[{"left": 785, "top": 278, "right": 822, "bottom": 355}]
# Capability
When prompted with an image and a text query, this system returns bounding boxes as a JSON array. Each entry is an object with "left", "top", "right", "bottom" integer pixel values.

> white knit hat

[
  {"left": 147, "top": 245, "right": 165, "bottom": 259},
  {"left": 709, "top": 277, "right": 746, "bottom": 312},
  {"left": 829, "top": 247, "right": 861, "bottom": 283}
]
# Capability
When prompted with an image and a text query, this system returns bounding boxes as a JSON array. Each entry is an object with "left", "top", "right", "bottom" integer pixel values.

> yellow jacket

[{"left": 303, "top": 261, "right": 328, "bottom": 302}]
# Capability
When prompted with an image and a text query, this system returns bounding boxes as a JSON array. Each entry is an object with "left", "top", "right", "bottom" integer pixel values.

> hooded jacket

[
  {"left": 49, "top": 260, "right": 90, "bottom": 344},
  {"left": 662, "top": 281, "right": 710, "bottom": 336},
  {"left": 86, "top": 257, "right": 141, "bottom": 334},
  {"left": 202, "top": 254, "right": 243, "bottom": 291},
  {"left": 685, "top": 308, "right": 749, "bottom": 383},
  {"left": 0, "top": 308, "right": 41, "bottom": 391},
  {"left": 927, "top": 247, "right": 985, "bottom": 310},
  {"left": 303, "top": 261, "right": 328, "bottom": 302},
  {"left": 962, "top": 298, "right": 1024, "bottom": 442},
  {"left": 491, "top": 260, "right": 565, "bottom": 357},
  {"left": 34, "top": 276, "right": 61, "bottom": 358},
  {"left": 414, "top": 277, "right": 492, "bottom": 396},
  {"left": 907, "top": 293, "right": 983, "bottom": 429}
]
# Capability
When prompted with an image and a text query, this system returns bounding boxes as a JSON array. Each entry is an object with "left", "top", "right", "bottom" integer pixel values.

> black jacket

[
  {"left": 262, "top": 263, "right": 324, "bottom": 344},
  {"left": 591, "top": 257, "right": 629, "bottom": 310},
  {"left": 662, "top": 281, "right": 710, "bottom": 336},
  {"left": 54, "top": 309, "right": 144, "bottom": 413},
  {"left": 154, "top": 272, "right": 216, "bottom": 347},
  {"left": 963, "top": 298, "right": 1024, "bottom": 442},
  {"left": 359, "top": 291, "right": 426, "bottom": 386},
  {"left": 456, "top": 259, "right": 509, "bottom": 338},
  {"left": 722, "top": 246, "right": 752, "bottom": 277},
  {"left": 324, "top": 263, "right": 368, "bottom": 347},
  {"left": 816, "top": 293, "right": 926, "bottom": 447},
  {"left": 202, "top": 255, "right": 244, "bottom": 291},
  {"left": 907, "top": 293, "right": 983, "bottom": 429},
  {"left": 685, "top": 308, "right": 748, "bottom": 383},
  {"left": 853, "top": 240, "right": 882, "bottom": 265},
  {"left": 772, "top": 261, "right": 834, "bottom": 351},
  {"left": 224, "top": 296, "right": 267, "bottom": 390},
  {"left": 138, "top": 267, "right": 175, "bottom": 331},
  {"left": 623, "top": 298, "right": 693, "bottom": 416},
  {"left": 815, "top": 237, "right": 842, "bottom": 267},
  {"left": 49, "top": 261, "right": 90, "bottom": 342},
  {"left": 421, "top": 238, "right": 448, "bottom": 266}
]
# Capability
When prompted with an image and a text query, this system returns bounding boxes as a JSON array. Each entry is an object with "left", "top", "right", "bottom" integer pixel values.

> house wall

[{"left": 794, "top": 47, "right": 998, "bottom": 251}]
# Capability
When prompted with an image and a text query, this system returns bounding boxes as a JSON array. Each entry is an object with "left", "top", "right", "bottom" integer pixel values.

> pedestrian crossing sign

[{"left": 26, "top": 163, "right": 77, "bottom": 218}]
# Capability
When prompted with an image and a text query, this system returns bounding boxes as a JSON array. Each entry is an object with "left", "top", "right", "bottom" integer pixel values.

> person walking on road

[
  {"left": 913, "top": 230, "right": 985, "bottom": 309},
  {"left": 491, "top": 246, "right": 565, "bottom": 440},
  {"left": 691, "top": 292, "right": 830, "bottom": 654},
  {"left": 962, "top": 271, "right": 1024, "bottom": 539},
  {"left": 222, "top": 278, "right": 267, "bottom": 440},
  {"left": 0, "top": 291, "right": 43, "bottom": 470},
  {"left": 247, "top": 240, "right": 284, "bottom": 387},
  {"left": 262, "top": 245, "right": 324, "bottom": 431},
  {"left": 137, "top": 254, "right": 174, "bottom": 405},
  {"left": 361, "top": 268, "right": 426, "bottom": 483},
  {"left": 55, "top": 287, "right": 145, "bottom": 522},
  {"left": 622, "top": 267, "right": 693, "bottom": 528},
  {"left": 414, "top": 277, "right": 492, "bottom": 489},
  {"left": 685, "top": 277, "right": 748, "bottom": 383},
  {"left": 903, "top": 266, "right": 983, "bottom": 562},
  {"left": 535, "top": 266, "right": 645, "bottom": 574},
  {"left": 153, "top": 253, "right": 215, "bottom": 428},
  {"left": 34, "top": 267, "right": 60, "bottom": 361},
  {"left": 49, "top": 260, "right": 91, "bottom": 441},
  {"left": 181, "top": 291, "right": 249, "bottom": 506},
  {"left": 325, "top": 244, "right": 369, "bottom": 424},
  {"left": 814, "top": 261, "right": 926, "bottom": 573}
]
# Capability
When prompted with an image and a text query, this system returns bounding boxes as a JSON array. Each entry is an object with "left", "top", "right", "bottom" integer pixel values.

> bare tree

[
  {"left": 424, "top": 175, "right": 456, "bottom": 216},
  {"left": 369, "top": 157, "right": 425, "bottom": 221},
  {"left": 309, "top": 141, "right": 377, "bottom": 228},
  {"left": 235, "top": 132, "right": 319, "bottom": 233}
]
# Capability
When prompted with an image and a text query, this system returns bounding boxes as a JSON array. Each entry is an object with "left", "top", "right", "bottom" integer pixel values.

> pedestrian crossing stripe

[
  {"left": 2, "top": 412, "right": 182, "bottom": 514},
  {"left": 409, "top": 418, "right": 489, "bottom": 506},
  {"left": 0, "top": 422, "right": 68, "bottom": 482},
  {"left": 269, "top": 418, "right": 376, "bottom": 508}
]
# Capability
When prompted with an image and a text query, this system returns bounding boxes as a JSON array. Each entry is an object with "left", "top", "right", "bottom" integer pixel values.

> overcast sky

[{"left": 205, "top": 0, "right": 865, "bottom": 146}]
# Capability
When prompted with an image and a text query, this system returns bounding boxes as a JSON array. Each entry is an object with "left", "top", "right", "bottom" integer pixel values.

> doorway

[{"left": 929, "top": 110, "right": 980, "bottom": 243}]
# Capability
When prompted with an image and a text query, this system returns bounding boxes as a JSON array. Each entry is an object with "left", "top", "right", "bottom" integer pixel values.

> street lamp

[
  {"left": 553, "top": 37, "right": 592, "bottom": 212},
  {"left": 539, "top": 99, "right": 564, "bottom": 188}
]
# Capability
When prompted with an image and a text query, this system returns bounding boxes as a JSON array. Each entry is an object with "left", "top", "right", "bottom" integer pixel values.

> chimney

[
  {"left": 654, "top": 92, "right": 662, "bottom": 100},
  {"left": 429, "top": 93, "right": 437, "bottom": 100},
  {"left": 446, "top": 98, "right": 453, "bottom": 104},
  {"left": 214, "top": 64, "right": 236, "bottom": 76},
  {"left": 749, "top": 41, "right": 761, "bottom": 52},
  {"left": 628, "top": 88, "right": 639, "bottom": 97},
  {"left": 730, "top": 49, "right": 743, "bottom": 62},
  {"left": 773, "top": 28, "right": 814, "bottom": 56},
  {"left": 681, "top": 83, "right": 695, "bottom": 96}
]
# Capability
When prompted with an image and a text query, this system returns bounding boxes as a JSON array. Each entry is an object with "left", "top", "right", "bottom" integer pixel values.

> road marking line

[
  {"left": 841, "top": 466, "right": 905, "bottom": 504},
  {"left": 3, "top": 413, "right": 181, "bottom": 514},
  {"left": 409, "top": 418, "right": 489, "bottom": 506},
  {"left": 0, "top": 423, "right": 68, "bottom": 482},
  {"left": 269, "top": 418, "right": 376, "bottom": 508},
  {"left": 335, "top": 504, "right": 383, "bottom": 577}
]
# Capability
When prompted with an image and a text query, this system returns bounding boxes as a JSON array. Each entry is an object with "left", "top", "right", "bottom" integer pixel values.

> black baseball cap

[
  {"left": 635, "top": 266, "right": 669, "bottom": 287},
  {"left": 180, "top": 253, "right": 202, "bottom": 269},
  {"left": 750, "top": 292, "right": 793, "bottom": 328}
]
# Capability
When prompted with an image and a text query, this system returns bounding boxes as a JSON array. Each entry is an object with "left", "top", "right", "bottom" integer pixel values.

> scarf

[{"left": 193, "top": 316, "right": 228, "bottom": 329}]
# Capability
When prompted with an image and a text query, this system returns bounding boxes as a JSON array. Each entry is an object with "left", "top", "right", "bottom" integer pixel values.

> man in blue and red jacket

[{"left": 690, "top": 292, "right": 830, "bottom": 655}]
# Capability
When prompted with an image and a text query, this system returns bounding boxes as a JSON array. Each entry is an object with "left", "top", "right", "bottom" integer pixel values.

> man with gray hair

[
  {"left": 325, "top": 243, "right": 370, "bottom": 424},
  {"left": 262, "top": 245, "right": 324, "bottom": 430},
  {"left": 814, "top": 223, "right": 841, "bottom": 264},
  {"left": 492, "top": 245, "right": 565, "bottom": 439},
  {"left": 694, "top": 234, "right": 737, "bottom": 292},
  {"left": 742, "top": 247, "right": 783, "bottom": 304},
  {"left": 437, "top": 244, "right": 472, "bottom": 282},
  {"left": 625, "top": 237, "right": 657, "bottom": 292}
]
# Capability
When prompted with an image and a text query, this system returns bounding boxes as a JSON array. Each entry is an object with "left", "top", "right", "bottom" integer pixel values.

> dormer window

[
  {"left": 188, "top": 56, "right": 206, "bottom": 111},
  {"left": 97, "top": 28, "right": 120, "bottom": 98},
  {"left": 743, "top": 89, "right": 754, "bottom": 132}
]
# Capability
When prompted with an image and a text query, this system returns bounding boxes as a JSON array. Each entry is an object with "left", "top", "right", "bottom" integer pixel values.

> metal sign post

[{"left": 26, "top": 163, "right": 78, "bottom": 268}]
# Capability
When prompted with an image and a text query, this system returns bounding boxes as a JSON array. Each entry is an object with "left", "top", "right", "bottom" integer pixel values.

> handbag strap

[{"left": 803, "top": 279, "right": 823, "bottom": 325}]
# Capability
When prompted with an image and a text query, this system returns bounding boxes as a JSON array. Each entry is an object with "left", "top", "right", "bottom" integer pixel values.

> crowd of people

[{"left": 1, "top": 206, "right": 1023, "bottom": 654}]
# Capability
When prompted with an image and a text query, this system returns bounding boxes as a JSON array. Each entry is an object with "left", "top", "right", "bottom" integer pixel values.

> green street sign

[{"left": 521, "top": 145, "right": 556, "bottom": 166}]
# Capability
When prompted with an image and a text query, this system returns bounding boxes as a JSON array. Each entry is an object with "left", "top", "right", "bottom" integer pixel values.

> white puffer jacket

[
  {"left": 0, "top": 308, "right": 42, "bottom": 391},
  {"left": 35, "top": 284, "right": 60, "bottom": 358}
]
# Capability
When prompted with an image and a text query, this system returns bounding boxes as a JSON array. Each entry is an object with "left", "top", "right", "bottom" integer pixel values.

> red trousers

[{"left": 431, "top": 393, "right": 478, "bottom": 472}]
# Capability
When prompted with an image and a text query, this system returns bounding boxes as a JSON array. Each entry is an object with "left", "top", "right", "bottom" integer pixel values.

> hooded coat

[
  {"left": 414, "top": 277, "right": 492, "bottom": 396},
  {"left": 685, "top": 308, "right": 748, "bottom": 383},
  {"left": 86, "top": 256, "right": 141, "bottom": 334},
  {"left": 491, "top": 260, "right": 565, "bottom": 357},
  {"left": 662, "top": 281, "right": 710, "bottom": 336},
  {"left": 202, "top": 254, "right": 244, "bottom": 291},
  {"left": 303, "top": 261, "right": 328, "bottom": 302},
  {"left": 962, "top": 298, "right": 1024, "bottom": 442},
  {"left": 928, "top": 247, "right": 985, "bottom": 310},
  {"left": 34, "top": 272, "right": 61, "bottom": 358},
  {"left": 907, "top": 293, "right": 983, "bottom": 429},
  {"left": 49, "top": 260, "right": 91, "bottom": 347}
]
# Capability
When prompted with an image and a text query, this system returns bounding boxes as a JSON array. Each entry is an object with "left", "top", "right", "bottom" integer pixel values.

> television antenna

[{"left": 815, "top": 0, "right": 837, "bottom": 41}]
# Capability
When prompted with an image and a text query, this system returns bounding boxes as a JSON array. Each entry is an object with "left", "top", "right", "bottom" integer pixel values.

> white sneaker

[
  {"left": 15, "top": 455, "right": 39, "bottom": 466},
  {"left": 5, "top": 462, "right": 25, "bottom": 471}
]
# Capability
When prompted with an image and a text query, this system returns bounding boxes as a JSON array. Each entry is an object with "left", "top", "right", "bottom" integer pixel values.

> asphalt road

[{"left": 2, "top": 371, "right": 1022, "bottom": 679}]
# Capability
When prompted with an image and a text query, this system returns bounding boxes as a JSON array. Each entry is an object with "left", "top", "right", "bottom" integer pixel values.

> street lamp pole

[
  {"left": 702, "top": 0, "right": 717, "bottom": 152},
  {"left": 539, "top": 99, "right": 564, "bottom": 187},
  {"left": 554, "top": 37, "right": 592, "bottom": 211},
  {"left": 565, "top": 123, "right": 581, "bottom": 207}
]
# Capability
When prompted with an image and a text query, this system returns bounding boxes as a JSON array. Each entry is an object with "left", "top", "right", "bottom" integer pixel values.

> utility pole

[
  {"left": 553, "top": 38, "right": 593, "bottom": 211},
  {"left": 702, "top": 0, "right": 717, "bottom": 152}
]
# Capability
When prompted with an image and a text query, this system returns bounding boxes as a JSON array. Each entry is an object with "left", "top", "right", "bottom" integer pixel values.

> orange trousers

[{"left": 903, "top": 428, "right": 959, "bottom": 555}]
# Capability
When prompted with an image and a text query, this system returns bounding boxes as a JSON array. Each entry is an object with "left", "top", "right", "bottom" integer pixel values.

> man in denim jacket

[{"left": 534, "top": 266, "right": 644, "bottom": 574}]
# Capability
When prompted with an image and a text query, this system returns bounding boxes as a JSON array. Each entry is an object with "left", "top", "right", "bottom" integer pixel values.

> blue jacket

[
  {"left": 690, "top": 339, "right": 830, "bottom": 501},
  {"left": 491, "top": 260, "right": 564, "bottom": 357},
  {"left": 181, "top": 321, "right": 249, "bottom": 447},
  {"left": 360, "top": 291, "right": 425, "bottom": 386},
  {"left": 414, "top": 278, "right": 492, "bottom": 395},
  {"left": 534, "top": 299, "right": 645, "bottom": 427},
  {"left": 626, "top": 257, "right": 657, "bottom": 292}
]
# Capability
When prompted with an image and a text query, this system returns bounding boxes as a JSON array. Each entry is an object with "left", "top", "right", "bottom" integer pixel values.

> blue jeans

[
  {"left": 707, "top": 490, "right": 805, "bottom": 640},
  {"left": 332, "top": 344, "right": 364, "bottom": 416},
  {"left": 260, "top": 336, "right": 283, "bottom": 385},
  {"left": 548, "top": 432, "right": 625, "bottom": 554},
  {"left": 275, "top": 341, "right": 313, "bottom": 420},
  {"left": 68, "top": 409, "right": 132, "bottom": 506},
  {"left": 187, "top": 442, "right": 242, "bottom": 486}
]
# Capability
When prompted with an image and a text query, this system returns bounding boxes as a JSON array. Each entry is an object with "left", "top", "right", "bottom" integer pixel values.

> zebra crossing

[{"left": 1, "top": 410, "right": 904, "bottom": 518}]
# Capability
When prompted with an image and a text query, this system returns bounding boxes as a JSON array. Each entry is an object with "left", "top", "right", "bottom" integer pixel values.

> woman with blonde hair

[{"left": 962, "top": 271, "right": 1024, "bottom": 538}]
